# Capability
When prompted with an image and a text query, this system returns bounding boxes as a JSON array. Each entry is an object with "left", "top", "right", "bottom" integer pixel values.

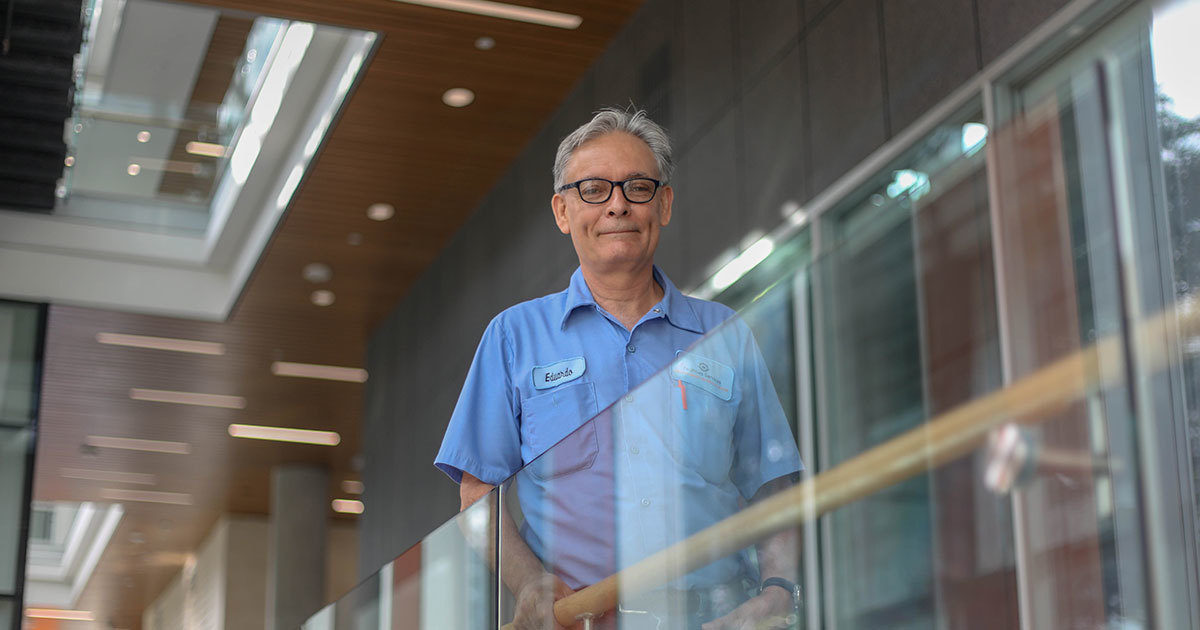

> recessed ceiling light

[
  {"left": 228, "top": 423, "right": 341, "bottom": 446},
  {"left": 96, "top": 332, "right": 225, "bottom": 355},
  {"left": 367, "top": 202, "right": 394, "bottom": 221},
  {"left": 474, "top": 36, "right": 495, "bottom": 50},
  {"left": 25, "top": 609, "right": 95, "bottom": 621},
  {"left": 185, "top": 141, "right": 226, "bottom": 158},
  {"left": 302, "top": 263, "right": 333, "bottom": 284},
  {"left": 271, "top": 361, "right": 368, "bottom": 383},
  {"left": 129, "top": 388, "right": 246, "bottom": 409},
  {"left": 100, "top": 488, "right": 193, "bottom": 505},
  {"left": 342, "top": 480, "right": 364, "bottom": 495},
  {"left": 137, "top": 130, "right": 151, "bottom": 143},
  {"left": 442, "top": 87, "right": 475, "bottom": 107},
  {"left": 311, "top": 289, "right": 336, "bottom": 307},
  {"left": 85, "top": 435, "right": 191, "bottom": 454},
  {"left": 332, "top": 499, "right": 364, "bottom": 514},
  {"left": 390, "top": 0, "right": 582, "bottom": 29},
  {"left": 127, "top": 163, "right": 141, "bottom": 176},
  {"left": 61, "top": 468, "right": 157, "bottom": 485}
]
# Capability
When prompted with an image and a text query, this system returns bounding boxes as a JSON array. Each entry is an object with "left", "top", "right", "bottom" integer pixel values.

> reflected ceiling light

[
  {"left": 885, "top": 169, "right": 930, "bottom": 200},
  {"left": 25, "top": 609, "right": 95, "bottom": 621},
  {"left": 85, "top": 435, "right": 191, "bottom": 455},
  {"left": 96, "top": 332, "right": 225, "bottom": 355},
  {"left": 311, "top": 289, "right": 336, "bottom": 306},
  {"left": 367, "top": 202, "right": 395, "bottom": 220},
  {"left": 136, "top": 130, "right": 151, "bottom": 143},
  {"left": 185, "top": 141, "right": 226, "bottom": 158},
  {"left": 442, "top": 87, "right": 475, "bottom": 107},
  {"left": 64, "top": 155, "right": 75, "bottom": 167},
  {"left": 474, "top": 36, "right": 495, "bottom": 50},
  {"left": 271, "top": 361, "right": 368, "bottom": 383},
  {"left": 127, "top": 163, "right": 141, "bottom": 176},
  {"left": 129, "top": 388, "right": 246, "bottom": 409},
  {"left": 61, "top": 468, "right": 156, "bottom": 485},
  {"left": 347, "top": 232, "right": 364, "bottom": 246},
  {"left": 332, "top": 499, "right": 364, "bottom": 514},
  {"left": 228, "top": 423, "right": 341, "bottom": 446},
  {"left": 390, "top": 0, "right": 582, "bottom": 29},
  {"left": 342, "top": 480, "right": 364, "bottom": 494},
  {"left": 100, "top": 488, "right": 193, "bottom": 505},
  {"left": 711, "top": 238, "right": 775, "bottom": 292}
]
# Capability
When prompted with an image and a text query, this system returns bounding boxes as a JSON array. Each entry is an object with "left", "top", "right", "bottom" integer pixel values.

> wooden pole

[{"left": 497, "top": 297, "right": 1197, "bottom": 629}]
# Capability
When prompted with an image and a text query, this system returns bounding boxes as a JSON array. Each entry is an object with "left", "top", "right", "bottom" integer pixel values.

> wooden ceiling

[{"left": 29, "top": 1, "right": 643, "bottom": 627}]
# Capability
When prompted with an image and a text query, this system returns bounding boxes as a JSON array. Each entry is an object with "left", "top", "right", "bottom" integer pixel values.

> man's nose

[{"left": 605, "top": 189, "right": 631, "bottom": 216}]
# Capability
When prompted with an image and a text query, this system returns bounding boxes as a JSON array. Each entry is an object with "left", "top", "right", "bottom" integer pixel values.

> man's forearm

[{"left": 460, "top": 472, "right": 554, "bottom": 596}]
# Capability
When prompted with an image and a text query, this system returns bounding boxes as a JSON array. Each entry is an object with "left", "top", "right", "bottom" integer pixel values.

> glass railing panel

[
  {"left": 301, "top": 488, "right": 497, "bottom": 630},
  {"left": 813, "top": 104, "right": 996, "bottom": 630},
  {"left": 498, "top": 295, "right": 808, "bottom": 629}
]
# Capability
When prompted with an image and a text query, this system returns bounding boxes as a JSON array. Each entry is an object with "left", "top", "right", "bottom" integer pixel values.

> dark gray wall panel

[
  {"left": 735, "top": 0, "right": 803, "bottom": 90},
  {"left": 977, "top": 0, "right": 1071, "bottom": 63},
  {"left": 594, "top": 0, "right": 680, "bottom": 129},
  {"left": 741, "top": 46, "right": 807, "bottom": 236},
  {"left": 805, "top": 0, "right": 886, "bottom": 194},
  {"left": 882, "top": 0, "right": 980, "bottom": 132},
  {"left": 672, "top": 107, "right": 743, "bottom": 289},
  {"left": 678, "top": 0, "right": 737, "bottom": 145}
]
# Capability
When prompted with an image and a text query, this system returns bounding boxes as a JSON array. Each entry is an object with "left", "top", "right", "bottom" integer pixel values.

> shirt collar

[{"left": 560, "top": 266, "right": 704, "bottom": 334}]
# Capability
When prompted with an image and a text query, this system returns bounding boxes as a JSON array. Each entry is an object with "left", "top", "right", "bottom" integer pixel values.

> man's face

[{"left": 552, "top": 132, "right": 673, "bottom": 274}]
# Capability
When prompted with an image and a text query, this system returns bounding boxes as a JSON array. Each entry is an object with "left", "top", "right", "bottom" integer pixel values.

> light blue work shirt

[{"left": 435, "top": 266, "right": 801, "bottom": 590}]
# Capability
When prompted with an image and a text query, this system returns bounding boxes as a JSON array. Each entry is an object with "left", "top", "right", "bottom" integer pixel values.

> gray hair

[{"left": 552, "top": 107, "right": 674, "bottom": 190}]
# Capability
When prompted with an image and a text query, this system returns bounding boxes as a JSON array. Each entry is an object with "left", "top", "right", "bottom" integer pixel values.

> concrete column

[{"left": 265, "top": 465, "right": 329, "bottom": 630}]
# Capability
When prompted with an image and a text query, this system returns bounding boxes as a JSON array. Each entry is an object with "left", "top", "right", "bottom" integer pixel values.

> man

[{"left": 436, "top": 108, "right": 802, "bottom": 629}]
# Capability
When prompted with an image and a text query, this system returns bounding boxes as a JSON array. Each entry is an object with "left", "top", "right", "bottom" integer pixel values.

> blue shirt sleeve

[
  {"left": 434, "top": 314, "right": 523, "bottom": 485},
  {"left": 730, "top": 318, "right": 803, "bottom": 499}
]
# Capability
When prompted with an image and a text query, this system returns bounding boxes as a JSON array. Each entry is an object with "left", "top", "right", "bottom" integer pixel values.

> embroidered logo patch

[
  {"left": 670, "top": 351, "right": 734, "bottom": 401},
  {"left": 533, "top": 356, "right": 586, "bottom": 390}
]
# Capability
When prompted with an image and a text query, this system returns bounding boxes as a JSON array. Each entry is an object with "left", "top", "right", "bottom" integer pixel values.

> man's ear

[
  {"left": 658, "top": 185, "right": 673, "bottom": 227},
  {"left": 552, "top": 194, "right": 571, "bottom": 235}
]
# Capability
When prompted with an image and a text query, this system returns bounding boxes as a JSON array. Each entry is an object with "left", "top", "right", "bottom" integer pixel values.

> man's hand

[
  {"left": 700, "top": 586, "right": 793, "bottom": 630},
  {"left": 512, "top": 572, "right": 575, "bottom": 630}
]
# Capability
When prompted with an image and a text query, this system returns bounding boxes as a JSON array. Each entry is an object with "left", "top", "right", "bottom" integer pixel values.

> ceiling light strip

[
  {"left": 96, "top": 332, "right": 225, "bottom": 355},
  {"left": 185, "top": 141, "right": 226, "bottom": 158},
  {"left": 84, "top": 435, "right": 191, "bottom": 454},
  {"left": 332, "top": 499, "right": 364, "bottom": 514},
  {"left": 25, "top": 609, "right": 95, "bottom": 621},
  {"left": 228, "top": 423, "right": 341, "bottom": 446},
  {"left": 61, "top": 468, "right": 157, "bottom": 485},
  {"left": 129, "top": 388, "right": 246, "bottom": 409},
  {"left": 271, "top": 361, "right": 368, "bottom": 383},
  {"left": 391, "top": 0, "right": 582, "bottom": 29},
  {"left": 99, "top": 488, "right": 193, "bottom": 505}
]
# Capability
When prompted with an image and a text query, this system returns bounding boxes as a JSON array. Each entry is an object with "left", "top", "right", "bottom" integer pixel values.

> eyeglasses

[{"left": 556, "top": 177, "right": 663, "bottom": 204}]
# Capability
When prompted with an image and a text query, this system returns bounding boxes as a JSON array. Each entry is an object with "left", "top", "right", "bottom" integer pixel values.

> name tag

[
  {"left": 533, "top": 356, "right": 586, "bottom": 390},
  {"left": 670, "top": 351, "right": 734, "bottom": 401}
]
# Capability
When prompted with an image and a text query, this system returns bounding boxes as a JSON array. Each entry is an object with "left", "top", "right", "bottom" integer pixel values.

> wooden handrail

[{"left": 498, "top": 297, "right": 1197, "bottom": 629}]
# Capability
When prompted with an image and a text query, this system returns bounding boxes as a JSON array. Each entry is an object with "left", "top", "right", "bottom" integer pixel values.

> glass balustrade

[{"left": 304, "top": 1, "right": 1200, "bottom": 628}]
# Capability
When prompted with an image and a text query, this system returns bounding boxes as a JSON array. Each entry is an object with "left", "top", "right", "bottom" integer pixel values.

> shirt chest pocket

[
  {"left": 671, "top": 385, "right": 737, "bottom": 485},
  {"left": 520, "top": 381, "right": 600, "bottom": 480}
]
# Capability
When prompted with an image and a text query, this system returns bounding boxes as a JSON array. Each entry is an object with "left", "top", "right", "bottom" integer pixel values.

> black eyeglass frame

[{"left": 555, "top": 177, "right": 665, "bottom": 204}]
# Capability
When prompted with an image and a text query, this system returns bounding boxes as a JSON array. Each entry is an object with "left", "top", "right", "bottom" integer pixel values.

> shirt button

[
  {"left": 630, "top": 446, "right": 640, "bottom": 455},
  {"left": 626, "top": 344, "right": 636, "bottom": 354},
  {"left": 624, "top": 394, "right": 634, "bottom": 403},
  {"left": 641, "top": 498, "right": 651, "bottom": 507},
  {"left": 653, "top": 307, "right": 662, "bottom": 314}
]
